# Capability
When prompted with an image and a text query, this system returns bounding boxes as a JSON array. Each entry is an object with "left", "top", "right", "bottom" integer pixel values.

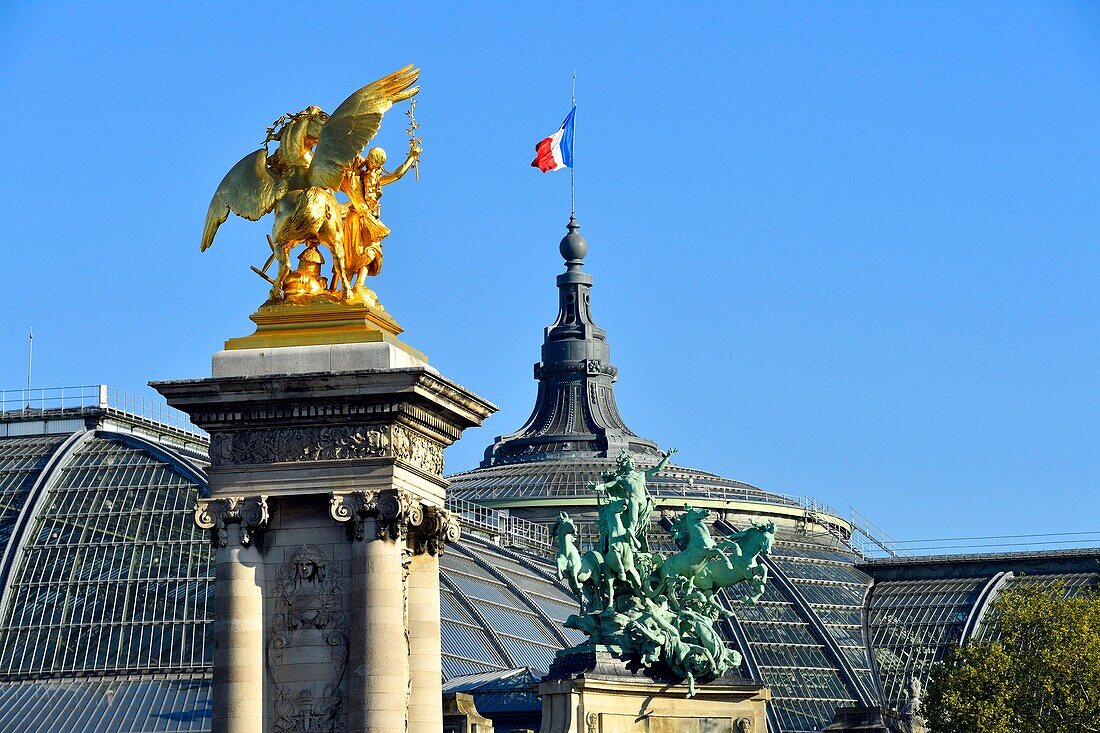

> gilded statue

[
  {"left": 200, "top": 65, "right": 422, "bottom": 305},
  {"left": 339, "top": 142, "right": 419, "bottom": 290}
]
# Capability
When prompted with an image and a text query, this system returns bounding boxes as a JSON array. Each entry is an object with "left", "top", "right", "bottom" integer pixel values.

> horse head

[
  {"left": 678, "top": 505, "right": 711, "bottom": 529},
  {"left": 271, "top": 106, "right": 329, "bottom": 167},
  {"left": 554, "top": 511, "right": 577, "bottom": 538},
  {"left": 669, "top": 505, "right": 712, "bottom": 549},
  {"left": 748, "top": 519, "right": 777, "bottom": 556}
]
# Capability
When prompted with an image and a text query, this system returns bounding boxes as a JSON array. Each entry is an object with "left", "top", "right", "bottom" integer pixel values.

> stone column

[
  {"left": 196, "top": 497, "right": 270, "bottom": 733},
  {"left": 406, "top": 507, "right": 459, "bottom": 733},
  {"left": 333, "top": 491, "right": 418, "bottom": 733},
  {"left": 355, "top": 527, "right": 408, "bottom": 732},
  {"left": 214, "top": 545, "right": 265, "bottom": 733}
]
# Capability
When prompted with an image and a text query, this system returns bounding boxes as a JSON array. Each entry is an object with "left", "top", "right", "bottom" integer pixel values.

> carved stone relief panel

[
  {"left": 269, "top": 546, "right": 348, "bottom": 733},
  {"left": 209, "top": 424, "right": 444, "bottom": 475}
]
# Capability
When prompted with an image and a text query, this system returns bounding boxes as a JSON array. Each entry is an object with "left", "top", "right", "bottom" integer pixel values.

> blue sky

[{"left": 1, "top": 2, "right": 1098, "bottom": 542}]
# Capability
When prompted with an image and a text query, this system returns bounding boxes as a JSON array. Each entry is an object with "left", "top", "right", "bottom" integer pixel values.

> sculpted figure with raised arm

[
  {"left": 339, "top": 141, "right": 421, "bottom": 295},
  {"left": 587, "top": 448, "right": 676, "bottom": 552}
]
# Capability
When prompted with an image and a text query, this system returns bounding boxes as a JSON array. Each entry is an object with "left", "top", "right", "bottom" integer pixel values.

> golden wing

[
  {"left": 200, "top": 149, "right": 279, "bottom": 251},
  {"left": 307, "top": 65, "right": 420, "bottom": 191}
]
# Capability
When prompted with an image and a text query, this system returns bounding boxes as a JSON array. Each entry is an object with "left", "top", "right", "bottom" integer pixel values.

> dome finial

[
  {"left": 559, "top": 216, "right": 588, "bottom": 266},
  {"left": 477, "top": 215, "right": 660, "bottom": 466}
]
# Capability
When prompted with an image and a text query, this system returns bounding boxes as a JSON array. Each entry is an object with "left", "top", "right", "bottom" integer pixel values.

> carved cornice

[
  {"left": 209, "top": 423, "right": 444, "bottom": 475},
  {"left": 329, "top": 489, "right": 425, "bottom": 542},
  {"left": 411, "top": 506, "right": 461, "bottom": 556},
  {"left": 194, "top": 495, "right": 269, "bottom": 548},
  {"left": 190, "top": 400, "right": 466, "bottom": 444},
  {"left": 152, "top": 369, "right": 497, "bottom": 436}
]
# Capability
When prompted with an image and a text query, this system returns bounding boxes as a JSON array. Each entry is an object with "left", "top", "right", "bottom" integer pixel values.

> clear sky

[{"left": 1, "top": 2, "right": 1098, "bottom": 543}]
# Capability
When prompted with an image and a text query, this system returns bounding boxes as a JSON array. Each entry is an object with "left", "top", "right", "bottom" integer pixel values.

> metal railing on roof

[
  {"left": 0, "top": 385, "right": 204, "bottom": 437},
  {"left": 445, "top": 496, "right": 553, "bottom": 553},
  {"left": 848, "top": 507, "right": 905, "bottom": 559},
  {"left": 658, "top": 481, "right": 813, "bottom": 510},
  {"left": 458, "top": 479, "right": 846, "bottom": 519},
  {"left": 447, "top": 489, "right": 1100, "bottom": 564},
  {"left": 858, "top": 530, "right": 1100, "bottom": 560}
]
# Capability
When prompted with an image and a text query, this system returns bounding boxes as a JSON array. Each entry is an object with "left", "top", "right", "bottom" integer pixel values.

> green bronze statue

[
  {"left": 587, "top": 448, "right": 674, "bottom": 552},
  {"left": 553, "top": 512, "right": 603, "bottom": 613},
  {"left": 693, "top": 520, "right": 774, "bottom": 604},
  {"left": 553, "top": 448, "right": 777, "bottom": 697}
]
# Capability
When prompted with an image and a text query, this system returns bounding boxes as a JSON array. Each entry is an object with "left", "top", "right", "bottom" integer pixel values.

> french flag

[{"left": 531, "top": 107, "right": 576, "bottom": 172}]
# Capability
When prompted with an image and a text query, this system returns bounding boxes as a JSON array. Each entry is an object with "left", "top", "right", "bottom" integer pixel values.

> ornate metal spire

[{"left": 481, "top": 218, "right": 659, "bottom": 466}]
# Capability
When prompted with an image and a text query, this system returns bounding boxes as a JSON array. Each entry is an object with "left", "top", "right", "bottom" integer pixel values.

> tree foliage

[{"left": 924, "top": 583, "right": 1100, "bottom": 733}]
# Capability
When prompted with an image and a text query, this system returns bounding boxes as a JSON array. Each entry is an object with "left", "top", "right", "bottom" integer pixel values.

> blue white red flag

[{"left": 531, "top": 107, "right": 576, "bottom": 172}]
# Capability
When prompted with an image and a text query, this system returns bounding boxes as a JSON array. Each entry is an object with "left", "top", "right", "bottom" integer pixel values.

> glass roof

[
  {"left": 0, "top": 423, "right": 1096, "bottom": 733},
  {"left": 0, "top": 677, "right": 210, "bottom": 732},
  {"left": 766, "top": 532, "right": 876, "bottom": 731},
  {"left": 866, "top": 577, "right": 988, "bottom": 708},
  {"left": 0, "top": 433, "right": 212, "bottom": 677},
  {"left": 449, "top": 457, "right": 802, "bottom": 508},
  {"left": 971, "top": 573, "right": 1100, "bottom": 642},
  {"left": 728, "top": 557, "right": 857, "bottom": 733},
  {"left": 0, "top": 435, "right": 67, "bottom": 553},
  {"left": 439, "top": 543, "right": 570, "bottom": 676}
]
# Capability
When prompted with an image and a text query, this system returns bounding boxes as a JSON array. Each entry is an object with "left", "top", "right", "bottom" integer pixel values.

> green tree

[{"left": 924, "top": 584, "right": 1100, "bottom": 733}]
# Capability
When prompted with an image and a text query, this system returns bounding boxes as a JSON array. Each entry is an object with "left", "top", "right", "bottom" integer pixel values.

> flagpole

[{"left": 570, "top": 70, "right": 576, "bottom": 218}]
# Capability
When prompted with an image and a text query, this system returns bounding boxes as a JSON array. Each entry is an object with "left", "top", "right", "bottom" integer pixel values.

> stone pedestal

[
  {"left": 538, "top": 647, "right": 770, "bottom": 733},
  {"left": 153, "top": 341, "right": 495, "bottom": 733},
  {"left": 442, "top": 692, "right": 495, "bottom": 733}
]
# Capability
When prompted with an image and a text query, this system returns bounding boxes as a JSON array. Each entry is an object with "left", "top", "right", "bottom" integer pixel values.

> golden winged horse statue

[{"left": 200, "top": 66, "right": 420, "bottom": 303}]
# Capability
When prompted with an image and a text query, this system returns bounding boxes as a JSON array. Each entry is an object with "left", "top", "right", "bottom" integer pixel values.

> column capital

[
  {"left": 195, "top": 495, "right": 269, "bottom": 548},
  {"left": 411, "top": 506, "right": 461, "bottom": 557},
  {"left": 330, "top": 489, "right": 426, "bottom": 542}
]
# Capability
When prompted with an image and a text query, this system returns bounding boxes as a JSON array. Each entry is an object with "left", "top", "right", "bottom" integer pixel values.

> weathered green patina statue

[
  {"left": 586, "top": 448, "right": 674, "bottom": 552},
  {"left": 553, "top": 448, "right": 777, "bottom": 696}
]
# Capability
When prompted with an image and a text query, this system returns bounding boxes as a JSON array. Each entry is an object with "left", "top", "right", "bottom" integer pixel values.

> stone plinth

[
  {"left": 443, "top": 692, "right": 495, "bottom": 733},
  {"left": 539, "top": 647, "right": 770, "bottom": 733},
  {"left": 153, "top": 341, "right": 495, "bottom": 733},
  {"left": 222, "top": 300, "right": 420, "bottom": 353}
]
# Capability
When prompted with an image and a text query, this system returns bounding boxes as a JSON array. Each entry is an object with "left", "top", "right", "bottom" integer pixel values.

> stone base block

[
  {"left": 443, "top": 692, "right": 495, "bottom": 733},
  {"left": 539, "top": 648, "right": 769, "bottom": 733},
  {"left": 212, "top": 341, "right": 432, "bottom": 378}
]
